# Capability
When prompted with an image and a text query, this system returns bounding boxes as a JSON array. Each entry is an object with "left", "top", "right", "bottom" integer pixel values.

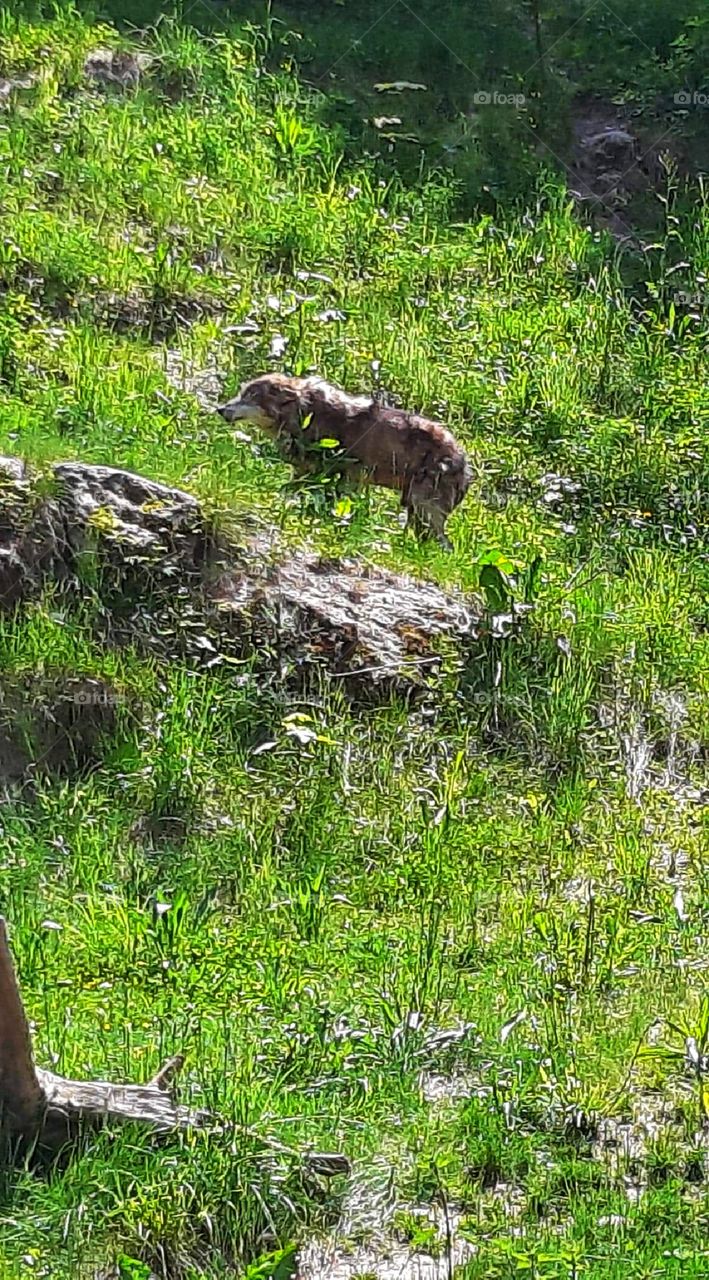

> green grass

[{"left": 1, "top": 4, "right": 709, "bottom": 1278}]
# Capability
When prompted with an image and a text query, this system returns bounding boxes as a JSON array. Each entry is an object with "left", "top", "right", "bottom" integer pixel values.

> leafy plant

[{"left": 642, "top": 997, "right": 709, "bottom": 1125}]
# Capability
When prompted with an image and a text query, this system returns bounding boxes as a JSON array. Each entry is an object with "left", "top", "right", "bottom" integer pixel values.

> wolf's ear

[{"left": 277, "top": 389, "right": 302, "bottom": 434}]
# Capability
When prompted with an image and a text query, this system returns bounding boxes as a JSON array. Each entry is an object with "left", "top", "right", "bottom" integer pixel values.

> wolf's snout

[
  {"left": 218, "top": 399, "right": 249, "bottom": 423},
  {"left": 215, "top": 399, "right": 240, "bottom": 419},
  {"left": 216, "top": 399, "right": 269, "bottom": 426}
]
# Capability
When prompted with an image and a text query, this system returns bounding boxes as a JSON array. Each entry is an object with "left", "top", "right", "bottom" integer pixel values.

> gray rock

[
  {"left": 582, "top": 127, "right": 637, "bottom": 165},
  {"left": 212, "top": 530, "right": 475, "bottom": 688},
  {"left": 52, "top": 462, "right": 203, "bottom": 558},
  {"left": 0, "top": 75, "right": 35, "bottom": 105},
  {"left": 83, "top": 48, "right": 152, "bottom": 90},
  {"left": 0, "top": 457, "right": 26, "bottom": 481},
  {"left": 0, "top": 461, "right": 205, "bottom": 605}
]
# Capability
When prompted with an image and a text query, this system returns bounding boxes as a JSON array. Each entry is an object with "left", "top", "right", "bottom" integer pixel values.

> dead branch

[{"left": 0, "top": 917, "right": 207, "bottom": 1159}]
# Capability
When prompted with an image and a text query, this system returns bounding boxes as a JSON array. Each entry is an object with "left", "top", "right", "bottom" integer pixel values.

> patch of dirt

[
  {"left": 85, "top": 289, "right": 224, "bottom": 339},
  {"left": 419, "top": 1071, "right": 476, "bottom": 1106},
  {"left": 595, "top": 1096, "right": 674, "bottom": 1168},
  {"left": 592, "top": 1092, "right": 694, "bottom": 1202},
  {"left": 1, "top": 266, "right": 222, "bottom": 338},
  {"left": 568, "top": 97, "right": 680, "bottom": 240},
  {"left": 651, "top": 689, "right": 699, "bottom": 791},
  {"left": 83, "top": 48, "right": 152, "bottom": 90},
  {"left": 299, "top": 1203, "right": 475, "bottom": 1279},
  {"left": 620, "top": 712, "right": 654, "bottom": 803},
  {"left": 599, "top": 687, "right": 703, "bottom": 806},
  {"left": 299, "top": 1159, "right": 475, "bottom": 1280},
  {"left": 0, "top": 675, "right": 119, "bottom": 784}
]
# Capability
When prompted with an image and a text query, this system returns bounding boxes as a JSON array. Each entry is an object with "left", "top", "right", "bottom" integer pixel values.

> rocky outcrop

[{"left": 0, "top": 457, "right": 478, "bottom": 696}]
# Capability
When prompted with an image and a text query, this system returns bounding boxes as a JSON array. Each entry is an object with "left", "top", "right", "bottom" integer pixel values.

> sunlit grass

[{"left": 0, "top": 8, "right": 708, "bottom": 1279}]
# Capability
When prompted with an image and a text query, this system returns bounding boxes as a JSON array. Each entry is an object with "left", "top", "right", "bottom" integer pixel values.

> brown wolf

[{"left": 217, "top": 373, "right": 471, "bottom": 544}]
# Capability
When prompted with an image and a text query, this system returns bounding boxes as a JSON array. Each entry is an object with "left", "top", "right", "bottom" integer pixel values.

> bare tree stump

[{"left": 0, "top": 918, "right": 207, "bottom": 1159}]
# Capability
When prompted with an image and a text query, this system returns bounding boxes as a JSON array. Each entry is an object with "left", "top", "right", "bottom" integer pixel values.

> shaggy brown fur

[{"left": 217, "top": 373, "right": 471, "bottom": 542}]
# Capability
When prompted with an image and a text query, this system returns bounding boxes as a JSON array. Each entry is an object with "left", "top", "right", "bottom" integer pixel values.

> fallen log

[{"left": 0, "top": 917, "right": 206, "bottom": 1159}]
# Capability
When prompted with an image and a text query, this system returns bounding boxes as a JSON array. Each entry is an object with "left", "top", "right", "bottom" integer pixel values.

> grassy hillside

[{"left": 1, "top": 4, "right": 709, "bottom": 1278}]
